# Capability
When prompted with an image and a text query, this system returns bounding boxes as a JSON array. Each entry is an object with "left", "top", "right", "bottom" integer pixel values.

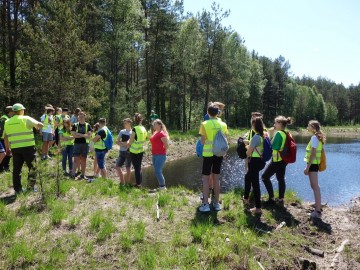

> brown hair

[
  {"left": 63, "top": 119, "right": 71, "bottom": 133},
  {"left": 123, "top": 118, "right": 132, "bottom": 124},
  {"left": 99, "top": 118, "right": 106, "bottom": 125},
  {"left": 308, "top": 120, "right": 326, "bottom": 144},
  {"left": 93, "top": 122, "right": 100, "bottom": 132},
  {"left": 251, "top": 112, "right": 263, "bottom": 119},
  {"left": 275, "top": 115, "right": 292, "bottom": 129},
  {"left": 207, "top": 102, "right": 219, "bottom": 117},
  {"left": 251, "top": 117, "right": 264, "bottom": 137},
  {"left": 133, "top": 113, "right": 143, "bottom": 125}
]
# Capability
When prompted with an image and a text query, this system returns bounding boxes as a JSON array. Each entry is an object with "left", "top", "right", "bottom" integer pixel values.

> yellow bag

[{"left": 318, "top": 147, "right": 326, "bottom": 172}]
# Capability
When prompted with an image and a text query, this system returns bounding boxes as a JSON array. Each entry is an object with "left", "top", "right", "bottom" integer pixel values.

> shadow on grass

[
  {"left": 0, "top": 194, "right": 16, "bottom": 205},
  {"left": 311, "top": 217, "right": 332, "bottom": 234},
  {"left": 264, "top": 202, "right": 301, "bottom": 228}
]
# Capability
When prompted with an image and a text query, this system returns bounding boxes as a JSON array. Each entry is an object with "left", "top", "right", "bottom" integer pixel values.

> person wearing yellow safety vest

[
  {"left": 4, "top": 103, "right": 43, "bottom": 194},
  {"left": 262, "top": 116, "right": 293, "bottom": 206},
  {"left": 198, "top": 103, "right": 229, "bottom": 213},
  {"left": 92, "top": 118, "right": 110, "bottom": 180},
  {"left": 243, "top": 117, "right": 267, "bottom": 215},
  {"left": 40, "top": 106, "right": 55, "bottom": 160},
  {"left": 129, "top": 113, "right": 147, "bottom": 188},
  {"left": 71, "top": 111, "right": 92, "bottom": 180},
  {"left": 0, "top": 105, "right": 15, "bottom": 172},
  {"left": 304, "top": 120, "right": 326, "bottom": 219},
  {"left": 59, "top": 118, "right": 74, "bottom": 177}
]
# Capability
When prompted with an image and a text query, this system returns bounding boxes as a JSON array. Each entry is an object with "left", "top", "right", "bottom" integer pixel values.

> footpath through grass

[{"left": 0, "top": 172, "right": 312, "bottom": 269}]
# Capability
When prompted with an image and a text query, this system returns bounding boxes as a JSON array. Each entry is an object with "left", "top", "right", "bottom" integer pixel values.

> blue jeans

[
  {"left": 152, "top": 155, "right": 166, "bottom": 187},
  {"left": 62, "top": 145, "right": 74, "bottom": 172},
  {"left": 95, "top": 150, "right": 107, "bottom": 169}
]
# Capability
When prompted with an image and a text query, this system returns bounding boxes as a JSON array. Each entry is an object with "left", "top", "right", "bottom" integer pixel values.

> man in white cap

[{"left": 4, "top": 103, "right": 43, "bottom": 194}]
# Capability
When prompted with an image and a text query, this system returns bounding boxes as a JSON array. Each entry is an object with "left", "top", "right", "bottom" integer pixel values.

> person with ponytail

[
  {"left": 243, "top": 117, "right": 266, "bottom": 214},
  {"left": 129, "top": 113, "right": 147, "bottom": 188},
  {"left": 150, "top": 119, "right": 169, "bottom": 190},
  {"left": 262, "top": 116, "right": 292, "bottom": 205},
  {"left": 304, "top": 120, "right": 326, "bottom": 219}
]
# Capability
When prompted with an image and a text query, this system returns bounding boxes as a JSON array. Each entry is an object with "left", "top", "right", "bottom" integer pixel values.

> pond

[{"left": 141, "top": 136, "right": 360, "bottom": 206}]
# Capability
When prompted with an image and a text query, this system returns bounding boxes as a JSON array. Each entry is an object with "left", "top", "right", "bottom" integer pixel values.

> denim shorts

[
  {"left": 116, "top": 151, "right": 131, "bottom": 168},
  {"left": 73, "top": 143, "right": 89, "bottom": 158},
  {"left": 95, "top": 150, "right": 107, "bottom": 169},
  {"left": 42, "top": 132, "right": 54, "bottom": 142}
]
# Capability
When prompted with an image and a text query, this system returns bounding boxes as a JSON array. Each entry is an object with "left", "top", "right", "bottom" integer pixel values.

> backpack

[
  {"left": 279, "top": 131, "right": 297, "bottom": 163},
  {"left": 237, "top": 137, "right": 247, "bottom": 159},
  {"left": 319, "top": 147, "right": 327, "bottom": 172},
  {"left": 255, "top": 135, "right": 272, "bottom": 162},
  {"left": 195, "top": 139, "right": 203, "bottom": 157},
  {"left": 211, "top": 121, "right": 229, "bottom": 157},
  {"left": 102, "top": 127, "right": 113, "bottom": 151}
]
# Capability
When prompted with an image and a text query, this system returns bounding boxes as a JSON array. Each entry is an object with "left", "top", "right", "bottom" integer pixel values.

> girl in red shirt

[{"left": 150, "top": 119, "right": 169, "bottom": 190}]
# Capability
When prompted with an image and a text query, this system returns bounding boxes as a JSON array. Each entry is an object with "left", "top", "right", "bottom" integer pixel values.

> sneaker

[
  {"left": 41, "top": 155, "right": 47, "bottom": 161},
  {"left": 212, "top": 202, "right": 222, "bottom": 211},
  {"left": 80, "top": 174, "right": 88, "bottom": 180},
  {"left": 310, "top": 210, "right": 322, "bottom": 219},
  {"left": 263, "top": 198, "right": 275, "bottom": 206},
  {"left": 46, "top": 155, "right": 52, "bottom": 160},
  {"left": 158, "top": 186, "right": 167, "bottom": 191},
  {"left": 75, "top": 171, "right": 82, "bottom": 177},
  {"left": 87, "top": 178, "right": 94, "bottom": 183},
  {"left": 63, "top": 172, "right": 70, "bottom": 177},
  {"left": 69, "top": 172, "right": 76, "bottom": 179},
  {"left": 198, "top": 203, "right": 210, "bottom": 213}
]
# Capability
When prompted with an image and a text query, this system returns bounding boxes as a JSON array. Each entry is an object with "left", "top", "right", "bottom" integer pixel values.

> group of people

[
  {"left": 198, "top": 103, "right": 325, "bottom": 219},
  {"left": 0, "top": 103, "right": 169, "bottom": 193},
  {"left": 1, "top": 102, "right": 325, "bottom": 219}
]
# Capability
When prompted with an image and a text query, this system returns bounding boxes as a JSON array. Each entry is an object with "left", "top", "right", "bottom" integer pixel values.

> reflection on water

[{"left": 142, "top": 136, "right": 360, "bottom": 206}]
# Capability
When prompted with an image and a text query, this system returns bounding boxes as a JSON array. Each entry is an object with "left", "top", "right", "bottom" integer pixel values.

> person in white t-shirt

[{"left": 40, "top": 106, "right": 55, "bottom": 160}]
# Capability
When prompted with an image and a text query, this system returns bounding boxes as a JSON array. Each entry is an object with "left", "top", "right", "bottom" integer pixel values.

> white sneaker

[
  {"left": 199, "top": 203, "right": 210, "bottom": 213},
  {"left": 212, "top": 202, "right": 222, "bottom": 211},
  {"left": 158, "top": 186, "right": 167, "bottom": 191}
]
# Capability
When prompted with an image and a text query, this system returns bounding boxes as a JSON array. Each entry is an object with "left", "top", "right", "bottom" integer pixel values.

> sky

[{"left": 182, "top": 0, "right": 360, "bottom": 87}]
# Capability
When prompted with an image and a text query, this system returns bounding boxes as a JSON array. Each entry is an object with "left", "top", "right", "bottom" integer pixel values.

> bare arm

[{"left": 161, "top": 136, "right": 169, "bottom": 150}]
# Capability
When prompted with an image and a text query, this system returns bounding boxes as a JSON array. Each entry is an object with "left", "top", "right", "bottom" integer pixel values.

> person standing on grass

[
  {"left": 262, "top": 116, "right": 292, "bottom": 205},
  {"left": 116, "top": 118, "right": 132, "bottom": 184},
  {"left": 198, "top": 102, "right": 229, "bottom": 213},
  {"left": 129, "top": 113, "right": 147, "bottom": 188},
  {"left": 148, "top": 109, "right": 159, "bottom": 133},
  {"left": 59, "top": 119, "right": 74, "bottom": 177},
  {"left": 304, "top": 120, "right": 325, "bottom": 219},
  {"left": 0, "top": 141, "right": 5, "bottom": 164},
  {"left": 70, "top": 108, "right": 81, "bottom": 125},
  {"left": 71, "top": 111, "right": 92, "bottom": 180},
  {"left": 92, "top": 118, "right": 110, "bottom": 180},
  {"left": 150, "top": 119, "right": 169, "bottom": 190},
  {"left": 243, "top": 117, "right": 266, "bottom": 215},
  {"left": 0, "top": 105, "right": 15, "bottom": 172},
  {"left": 90, "top": 123, "right": 100, "bottom": 178},
  {"left": 40, "top": 106, "right": 55, "bottom": 160},
  {"left": 4, "top": 103, "right": 43, "bottom": 194}
]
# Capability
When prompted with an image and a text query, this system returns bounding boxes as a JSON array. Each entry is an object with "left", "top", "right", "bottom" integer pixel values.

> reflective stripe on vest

[
  {"left": 42, "top": 114, "right": 54, "bottom": 131},
  {"left": 252, "top": 135, "right": 263, "bottom": 158},
  {"left": 94, "top": 127, "right": 108, "bottom": 150},
  {"left": 61, "top": 130, "right": 74, "bottom": 146},
  {"left": 272, "top": 131, "right": 286, "bottom": 162},
  {"left": 202, "top": 119, "right": 225, "bottom": 157},
  {"left": 129, "top": 126, "right": 147, "bottom": 154},
  {"left": 4, "top": 115, "right": 35, "bottom": 148},
  {"left": 304, "top": 140, "right": 322, "bottom": 164},
  {"left": 56, "top": 114, "right": 64, "bottom": 130}
]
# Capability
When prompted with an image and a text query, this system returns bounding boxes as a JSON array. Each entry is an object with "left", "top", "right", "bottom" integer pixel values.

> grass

[{"left": 0, "top": 168, "right": 356, "bottom": 269}]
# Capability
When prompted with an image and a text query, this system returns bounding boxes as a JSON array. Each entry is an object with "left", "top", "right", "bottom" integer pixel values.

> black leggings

[
  {"left": 130, "top": 152, "right": 144, "bottom": 185},
  {"left": 244, "top": 157, "right": 265, "bottom": 208},
  {"left": 262, "top": 160, "right": 287, "bottom": 199}
]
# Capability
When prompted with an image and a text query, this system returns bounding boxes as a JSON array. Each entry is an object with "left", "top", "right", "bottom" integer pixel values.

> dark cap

[{"left": 63, "top": 108, "right": 69, "bottom": 112}]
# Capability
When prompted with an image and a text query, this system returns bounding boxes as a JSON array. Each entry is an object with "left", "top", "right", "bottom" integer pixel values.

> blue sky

[{"left": 182, "top": 0, "right": 360, "bottom": 87}]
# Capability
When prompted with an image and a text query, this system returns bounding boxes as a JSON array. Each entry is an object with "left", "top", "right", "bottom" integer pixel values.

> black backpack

[{"left": 237, "top": 137, "right": 247, "bottom": 159}]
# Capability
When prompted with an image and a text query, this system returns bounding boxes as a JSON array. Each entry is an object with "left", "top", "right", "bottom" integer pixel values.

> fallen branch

[
  {"left": 329, "top": 239, "right": 349, "bottom": 269},
  {"left": 302, "top": 245, "right": 324, "bottom": 257},
  {"left": 254, "top": 257, "right": 265, "bottom": 270}
]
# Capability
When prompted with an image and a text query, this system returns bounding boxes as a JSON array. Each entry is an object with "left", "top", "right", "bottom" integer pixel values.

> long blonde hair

[
  {"left": 309, "top": 120, "right": 326, "bottom": 144},
  {"left": 153, "top": 119, "right": 169, "bottom": 138}
]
